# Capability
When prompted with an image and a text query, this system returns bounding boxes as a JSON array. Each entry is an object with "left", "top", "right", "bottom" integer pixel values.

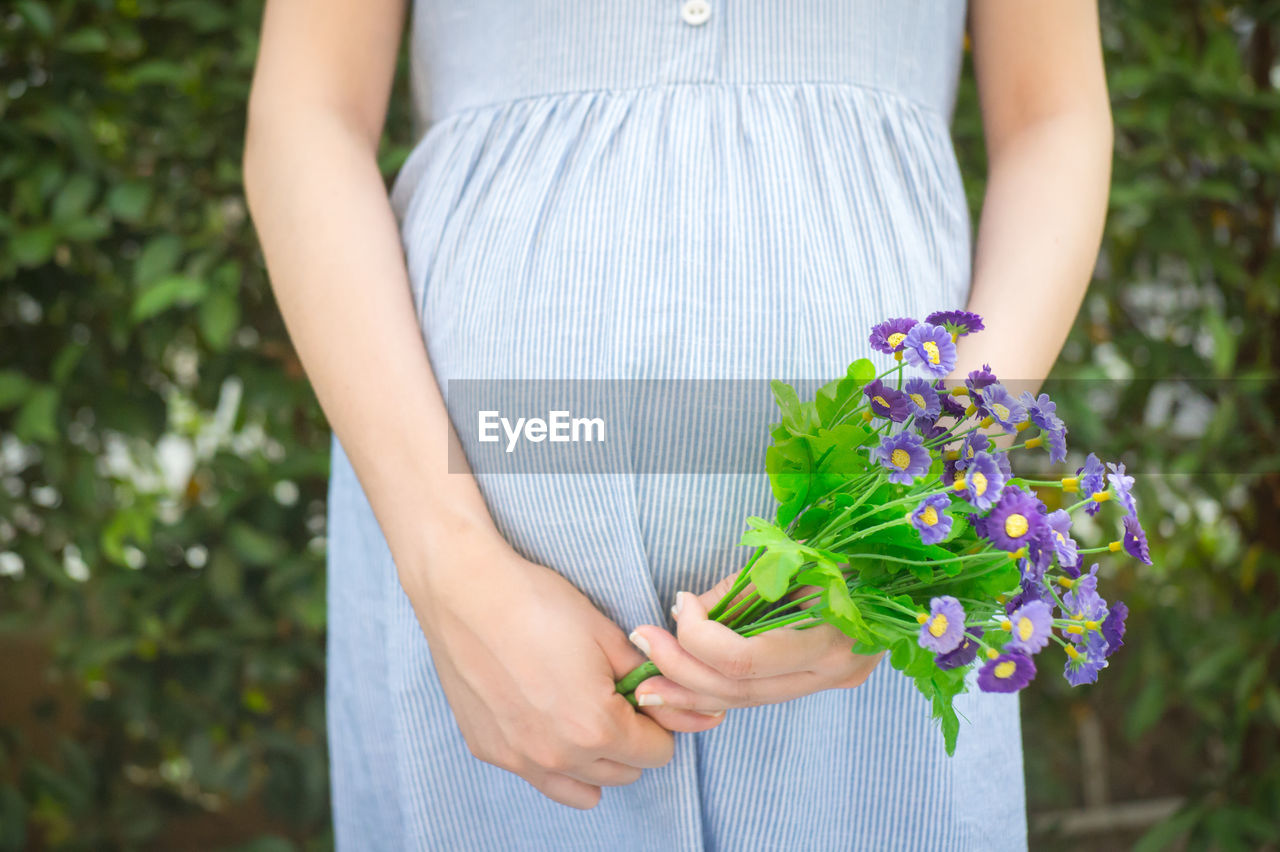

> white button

[{"left": 680, "top": 0, "right": 711, "bottom": 26}]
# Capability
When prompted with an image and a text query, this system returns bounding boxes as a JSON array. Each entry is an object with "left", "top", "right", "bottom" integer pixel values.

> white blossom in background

[
  {"left": 30, "top": 484, "right": 60, "bottom": 508},
  {"left": 155, "top": 433, "right": 196, "bottom": 496},
  {"left": 0, "top": 433, "right": 38, "bottom": 475},
  {"left": 273, "top": 480, "right": 299, "bottom": 506},
  {"left": 64, "top": 544, "right": 90, "bottom": 582},
  {"left": 185, "top": 545, "right": 208, "bottom": 569},
  {"left": 122, "top": 545, "right": 146, "bottom": 570},
  {"left": 93, "top": 375, "right": 280, "bottom": 528},
  {"left": 0, "top": 552, "right": 24, "bottom": 579}
]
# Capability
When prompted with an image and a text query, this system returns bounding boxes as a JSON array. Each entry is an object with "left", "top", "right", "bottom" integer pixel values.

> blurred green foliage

[
  {"left": 0, "top": 1, "right": 409, "bottom": 848},
  {"left": 1, "top": 0, "right": 1277, "bottom": 850},
  {"left": 953, "top": 3, "right": 1280, "bottom": 849}
]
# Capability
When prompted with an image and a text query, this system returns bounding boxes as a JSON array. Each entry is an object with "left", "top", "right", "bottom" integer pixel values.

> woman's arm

[
  {"left": 241, "top": 0, "right": 722, "bottom": 809},
  {"left": 952, "top": 0, "right": 1114, "bottom": 389},
  {"left": 627, "top": 1, "right": 1113, "bottom": 713}
]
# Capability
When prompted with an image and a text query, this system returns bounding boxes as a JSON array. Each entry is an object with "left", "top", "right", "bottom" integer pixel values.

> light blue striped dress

[{"left": 325, "top": 1, "right": 1029, "bottom": 849}]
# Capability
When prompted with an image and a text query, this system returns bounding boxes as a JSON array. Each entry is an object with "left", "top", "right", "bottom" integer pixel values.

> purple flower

[
  {"left": 1020, "top": 391, "right": 1068, "bottom": 463},
  {"left": 862, "top": 379, "right": 911, "bottom": 422},
  {"left": 1076, "top": 453, "right": 1107, "bottom": 517},
  {"left": 975, "top": 383, "right": 1026, "bottom": 432},
  {"left": 1101, "top": 601, "right": 1128, "bottom": 658},
  {"left": 870, "top": 432, "right": 931, "bottom": 485},
  {"left": 965, "top": 364, "right": 998, "bottom": 396},
  {"left": 1005, "top": 574, "right": 1054, "bottom": 615},
  {"left": 982, "top": 486, "right": 1048, "bottom": 553},
  {"left": 902, "top": 377, "right": 941, "bottom": 420},
  {"left": 978, "top": 652, "right": 1036, "bottom": 693},
  {"left": 1006, "top": 600, "right": 1054, "bottom": 654},
  {"left": 936, "top": 381, "right": 967, "bottom": 418},
  {"left": 1059, "top": 557, "right": 1083, "bottom": 579},
  {"left": 926, "top": 310, "right": 985, "bottom": 338},
  {"left": 1122, "top": 512, "right": 1152, "bottom": 565},
  {"left": 1022, "top": 542, "right": 1053, "bottom": 590},
  {"left": 993, "top": 450, "right": 1013, "bottom": 481},
  {"left": 955, "top": 432, "right": 991, "bottom": 472},
  {"left": 1107, "top": 461, "right": 1138, "bottom": 515},
  {"left": 914, "top": 417, "right": 948, "bottom": 442},
  {"left": 903, "top": 323, "right": 957, "bottom": 378},
  {"left": 957, "top": 451, "right": 1005, "bottom": 511},
  {"left": 1045, "top": 509, "right": 1078, "bottom": 566},
  {"left": 918, "top": 596, "right": 967, "bottom": 653},
  {"left": 1064, "top": 648, "right": 1107, "bottom": 686},
  {"left": 1062, "top": 564, "right": 1107, "bottom": 624},
  {"left": 910, "top": 493, "right": 953, "bottom": 545},
  {"left": 868, "top": 317, "right": 918, "bottom": 355},
  {"left": 935, "top": 627, "right": 984, "bottom": 670}
]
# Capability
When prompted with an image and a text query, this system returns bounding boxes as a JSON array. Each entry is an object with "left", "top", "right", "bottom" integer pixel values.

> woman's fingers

[
  {"left": 631, "top": 621, "right": 826, "bottom": 705},
  {"left": 672, "top": 585, "right": 840, "bottom": 678},
  {"left": 635, "top": 701, "right": 728, "bottom": 731},
  {"left": 529, "top": 770, "right": 601, "bottom": 810},
  {"left": 559, "top": 757, "right": 643, "bottom": 788},
  {"left": 634, "top": 675, "right": 734, "bottom": 713}
]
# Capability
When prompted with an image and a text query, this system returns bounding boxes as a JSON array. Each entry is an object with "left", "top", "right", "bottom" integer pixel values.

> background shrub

[{"left": 1, "top": 1, "right": 1276, "bottom": 849}]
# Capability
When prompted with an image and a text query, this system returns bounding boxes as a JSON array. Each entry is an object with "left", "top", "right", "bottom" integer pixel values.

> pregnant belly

[{"left": 393, "top": 84, "right": 972, "bottom": 385}]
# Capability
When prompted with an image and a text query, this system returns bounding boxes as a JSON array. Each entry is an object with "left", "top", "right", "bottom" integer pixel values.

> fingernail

[
  {"left": 670, "top": 591, "right": 685, "bottom": 620},
  {"left": 697, "top": 709, "right": 726, "bottom": 717},
  {"left": 636, "top": 692, "right": 664, "bottom": 707},
  {"left": 628, "top": 630, "right": 651, "bottom": 656}
]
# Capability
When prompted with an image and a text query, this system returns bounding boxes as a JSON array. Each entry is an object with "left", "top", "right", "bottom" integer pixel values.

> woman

[{"left": 243, "top": 1, "right": 1111, "bottom": 848}]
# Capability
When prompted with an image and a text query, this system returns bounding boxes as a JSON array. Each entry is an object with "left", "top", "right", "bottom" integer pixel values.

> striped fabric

[{"left": 325, "top": 0, "right": 1029, "bottom": 849}]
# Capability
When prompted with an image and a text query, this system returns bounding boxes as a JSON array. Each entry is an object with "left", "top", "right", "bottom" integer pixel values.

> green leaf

[
  {"left": 227, "top": 523, "right": 287, "bottom": 566},
  {"left": 0, "top": 371, "right": 32, "bottom": 409},
  {"left": 131, "top": 275, "right": 207, "bottom": 322},
  {"left": 749, "top": 547, "right": 805, "bottom": 602},
  {"left": 13, "top": 385, "right": 58, "bottom": 442},
  {"left": 134, "top": 234, "right": 183, "bottom": 286},
  {"left": 107, "top": 181, "right": 152, "bottom": 223},
  {"left": 51, "top": 175, "right": 96, "bottom": 223},
  {"left": 12, "top": 227, "right": 56, "bottom": 267},
  {"left": 61, "top": 27, "right": 109, "bottom": 52},
  {"left": 16, "top": 1, "right": 54, "bottom": 37},
  {"left": 199, "top": 287, "right": 241, "bottom": 350}
]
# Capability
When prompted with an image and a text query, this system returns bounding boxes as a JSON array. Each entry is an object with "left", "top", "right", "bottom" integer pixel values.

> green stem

[{"left": 614, "top": 660, "right": 661, "bottom": 695}]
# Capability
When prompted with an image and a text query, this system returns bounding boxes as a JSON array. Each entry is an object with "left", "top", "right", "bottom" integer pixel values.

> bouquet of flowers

[{"left": 614, "top": 311, "right": 1150, "bottom": 755}]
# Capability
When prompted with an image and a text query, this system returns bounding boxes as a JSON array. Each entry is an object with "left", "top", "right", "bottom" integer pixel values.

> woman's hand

[
  {"left": 398, "top": 526, "right": 725, "bottom": 810},
  {"left": 627, "top": 573, "right": 885, "bottom": 713}
]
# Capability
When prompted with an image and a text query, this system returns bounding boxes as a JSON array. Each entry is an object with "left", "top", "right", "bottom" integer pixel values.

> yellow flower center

[
  {"left": 1017, "top": 617, "right": 1035, "bottom": 641},
  {"left": 971, "top": 472, "right": 988, "bottom": 496},
  {"left": 994, "top": 660, "right": 1017, "bottom": 678},
  {"left": 1065, "top": 645, "right": 1082, "bottom": 660},
  {"left": 923, "top": 340, "right": 941, "bottom": 364},
  {"left": 928, "top": 614, "right": 949, "bottom": 638},
  {"left": 887, "top": 332, "right": 907, "bottom": 348},
  {"left": 992, "top": 403, "right": 1010, "bottom": 421},
  {"left": 873, "top": 395, "right": 889, "bottom": 408},
  {"left": 890, "top": 448, "right": 911, "bottom": 469},
  {"left": 909, "top": 393, "right": 926, "bottom": 409},
  {"left": 1055, "top": 531, "right": 1066, "bottom": 543},
  {"left": 920, "top": 505, "right": 939, "bottom": 526},
  {"left": 1005, "top": 513, "right": 1028, "bottom": 538}
]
